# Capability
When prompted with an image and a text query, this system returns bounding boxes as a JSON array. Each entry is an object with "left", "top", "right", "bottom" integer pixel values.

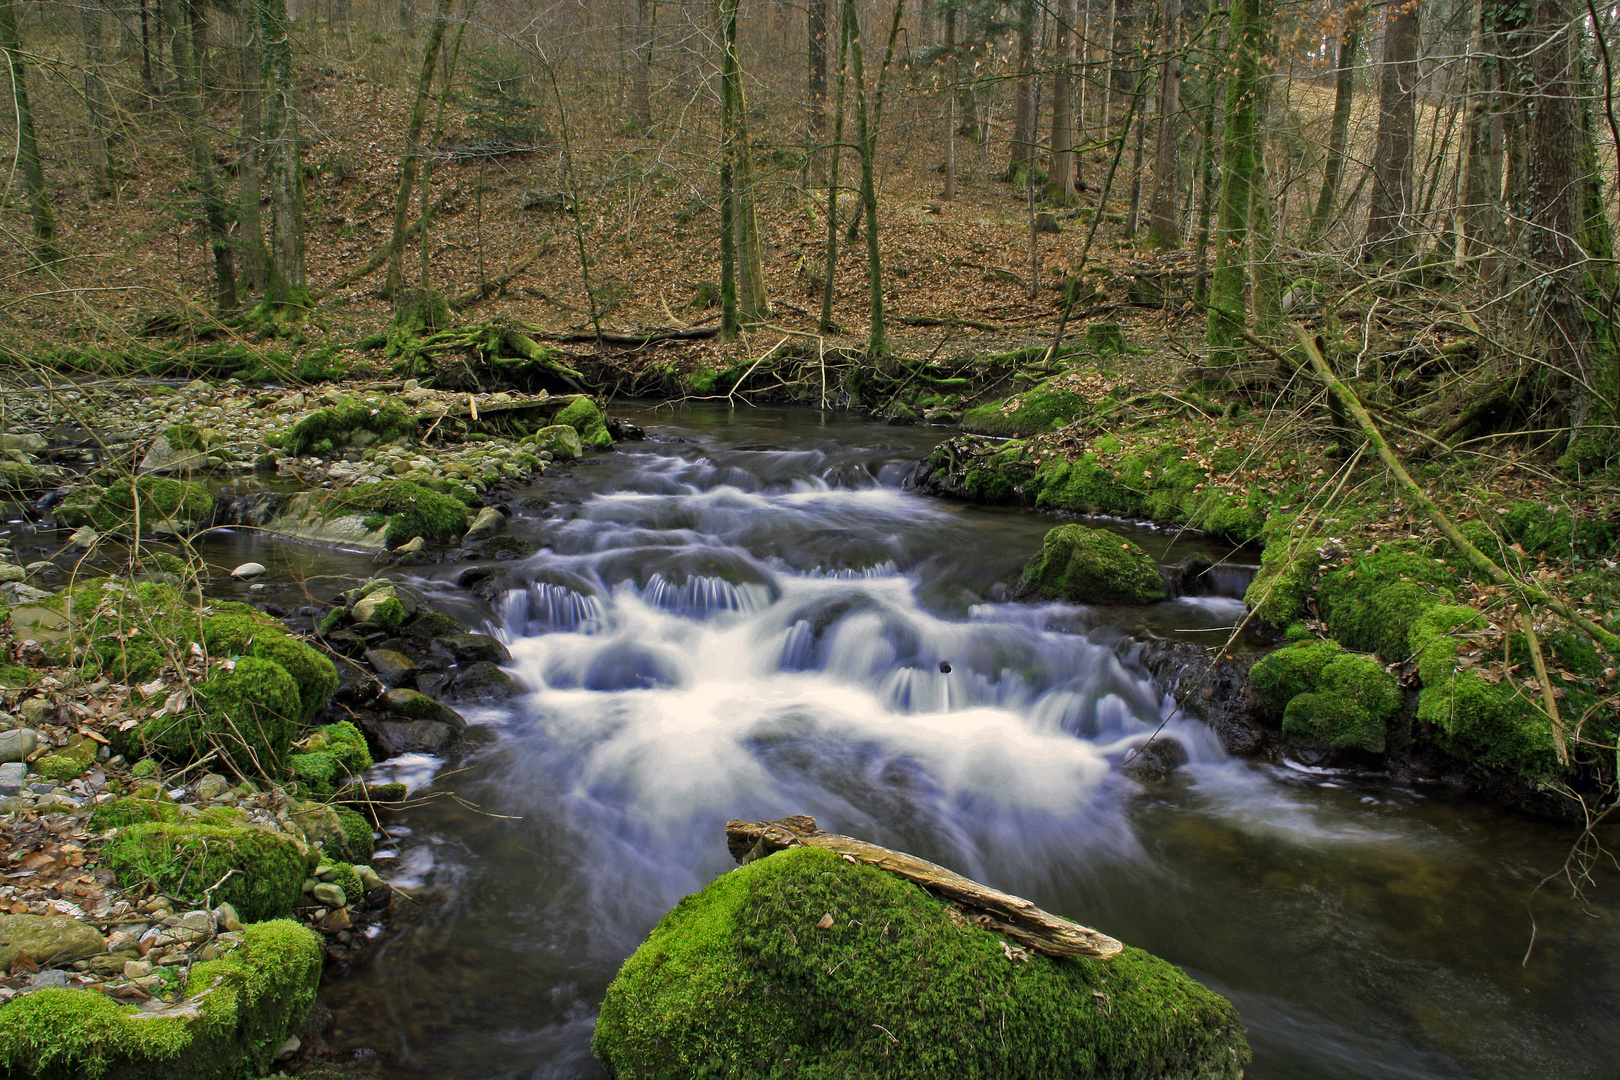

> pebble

[
  {"left": 0, "top": 761, "right": 24, "bottom": 796},
  {"left": 312, "top": 882, "right": 347, "bottom": 908},
  {"left": 230, "top": 562, "right": 267, "bottom": 580}
]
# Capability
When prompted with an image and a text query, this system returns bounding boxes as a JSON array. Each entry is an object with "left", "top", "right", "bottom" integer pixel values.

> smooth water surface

[{"left": 314, "top": 405, "right": 1620, "bottom": 1080}]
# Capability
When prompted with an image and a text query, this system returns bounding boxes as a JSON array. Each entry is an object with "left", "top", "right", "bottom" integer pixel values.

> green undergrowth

[
  {"left": 594, "top": 846, "right": 1249, "bottom": 1080},
  {"left": 962, "top": 380, "right": 1091, "bottom": 437},
  {"left": 0, "top": 920, "right": 321, "bottom": 1080},
  {"left": 103, "top": 823, "right": 308, "bottom": 923}
]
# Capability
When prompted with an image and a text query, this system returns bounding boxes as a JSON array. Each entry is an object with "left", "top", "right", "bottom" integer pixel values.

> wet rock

[
  {"left": 312, "top": 882, "right": 347, "bottom": 908},
  {"left": 0, "top": 564, "right": 26, "bottom": 584},
  {"left": 138, "top": 434, "right": 206, "bottom": 475},
  {"left": 360, "top": 716, "right": 460, "bottom": 756},
  {"left": 1137, "top": 641, "right": 1267, "bottom": 757},
  {"left": 463, "top": 506, "right": 507, "bottom": 544},
  {"left": 0, "top": 914, "right": 107, "bottom": 969},
  {"left": 194, "top": 773, "right": 229, "bottom": 801},
  {"left": 431, "top": 633, "right": 511, "bottom": 665},
  {"left": 0, "top": 727, "right": 38, "bottom": 762},
  {"left": 379, "top": 688, "right": 466, "bottom": 729},
  {"left": 448, "top": 661, "right": 522, "bottom": 704},
  {"left": 1122, "top": 737, "right": 1190, "bottom": 783},
  {"left": 529, "top": 424, "right": 582, "bottom": 461},
  {"left": 364, "top": 648, "right": 419, "bottom": 687},
  {"left": 1017, "top": 524, "right": 1166, "bottom": 605}
]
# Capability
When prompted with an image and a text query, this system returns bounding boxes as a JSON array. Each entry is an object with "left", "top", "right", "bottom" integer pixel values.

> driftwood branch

[{"left": 725, "top": 816, "right": 1122, "bottom": 960}]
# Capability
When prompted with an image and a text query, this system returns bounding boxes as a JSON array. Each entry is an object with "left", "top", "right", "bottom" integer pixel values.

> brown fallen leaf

[{"left": 815, "top": 913, "right": 834, "bottom": 930}]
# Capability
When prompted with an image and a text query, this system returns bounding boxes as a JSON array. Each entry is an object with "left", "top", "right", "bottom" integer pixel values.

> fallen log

[{"left": 725, "top": 815, "right": 1122, "bottom": 959}]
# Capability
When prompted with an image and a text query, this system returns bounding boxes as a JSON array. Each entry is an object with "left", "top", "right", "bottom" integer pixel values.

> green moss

[
  {"left": 1030, "top": 454, "right": 1143, "bottom": 518},
  {"left": 90, "top": 797, "right": 178, "bottom": 831},
  {"left": 318, "top": 480, "right": 469, "bottom": 546},
  {"left": 1315, "top": 544, "right": 1458, "bottom": 661},
  {"left": 321, "top": 862, "right": 364, "bottom": 907},
  {"left": 103, "top": 823, "right": 307, "bottom": 922},
  {"left": 1411, "top": 605, "right": 1562, "bottom": 776},
  {"left": 1019, "top": 524, "right": 1166, "bottom": 604},
  {"left": 281, "top": 402, "right": 417, "bottom": 456},
  {"left": 1279, "top": 655, "right": 1402, "bottom": 753},
  {"left": 201, "top": 613, "right": 337, "bottom": 724},
  {"left": 33, "top": 755, "right": 87, "bottom": 783},
  {"left": 962, "top": 383, "right": 1090, "bottom": 438},
  {"left": 287, "top": 722, "right": 372, "bottom": 795},
  {"left": 594, "top": 846, "right": 1248, "bottom": 1080},
  {"left": 0, "top": 919, "right": 321, "bottom": 1080},
  {"left": 0, "top": 664, "right": 38, "bottom": 688},
  {"left": 89, "top": 478, "right": 214, "bottom": 537},
  {"left": 1500, "top": 501, "right": 1620, "bottom": 560},
  {"left": 961, "top": 468, "right": 1017, "bottom": 503},
  {"left": 70, "top": 581, "right": 203, "bottom": 684},
  {"left": 554, "top": 395, "right": 612, "bottom": 448},
  {"left": 1244, "top": 518, "right": 1319, "bottom": 629},
  {"left": 1250, "top": 640, "right": 1343, "bottom": 717},
  {"left": 142, "top": 657, "right": 301, "bottom": 775},
  {"left": 334, "top": 807, "right": 375, "bottom": 865}
]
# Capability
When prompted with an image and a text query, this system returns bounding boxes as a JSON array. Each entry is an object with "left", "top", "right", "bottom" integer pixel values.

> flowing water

[{"left": 292, "top": 405, "right": 1620, "bottom": 1080}]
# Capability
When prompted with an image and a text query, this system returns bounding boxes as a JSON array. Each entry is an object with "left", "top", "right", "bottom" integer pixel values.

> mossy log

[{"left": 725, "top": 816, "right": 1123, "bottom": 959}]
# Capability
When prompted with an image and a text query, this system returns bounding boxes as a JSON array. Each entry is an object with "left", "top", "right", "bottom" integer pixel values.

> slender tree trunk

[
  {"left": 820, "top": 3, "right": 849, "bottom": 332},
  {"left": 399, "top": 0, "right": 414, "bottom": 36},
  {"left": 846, "top": 0, "right": 902, "bottom": 359},
  {"left": 161, "top": 0, "right": 235, "bottom": 307},
  {"left": 1365, "top": 0, "right": 1420, "bottom": 257},
  {"left": 1457, "top": 0, "right": 1501, "bottom": 262},
  {"left": 631, "top": 0, "right": 652, "bottom": 133},
  {"left": 83, "top": 0, "right": 112, "bottom": 198},
  {"left": 807, "top": 0, "right": 828, "bottom": 184},
  {"left": 385, "top": 0, "right": 452, "bottom": 299},
  {"left": 139, "top": 0, "right": 154, "bottom": 92},
  {"left": 943, "top": 6, "right": 956, "bottom": 200},
  {"left": 1206, "top": 0, "right": 1264, "bottom": 362},
  {"left": 1193, "top": 32, "right": 1220, "bottom": 303},
  {"left": 237, "top": 0, "right": 267, "bottom": 293},
  {"left": 254, "top": 0, "right": 309, "bottom": 314},
  {"left": 1250, "top": 77, "right": 1281, "bottom": 333},
  {"left": 1048, "top": 0, "right": 1077, "bottom": 203},
  {"left": 1146, "top": 0, "right": 1181, "bottom": 248},
  {"left": 719, "top": 0, "right": 768, "bottom": 325},
  {"left": 1124, "top": 61, "right": 1151, "bottom": 238},
  {"left": 1307, "top": 8, "right": 1361, "bottom": 244},
  {"left": 416, "top": 0, "right": 472, "bottom": 292},
  {"left": 0, "top": 0, "right": 58, "bottom": 262},
  {"left": 1009, "top": 0, "right": 1038, "bottom": 180}
]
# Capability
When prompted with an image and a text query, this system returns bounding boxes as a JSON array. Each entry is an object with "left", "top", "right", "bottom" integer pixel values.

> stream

[{"left": 199, "top": 406, "right": 1618, "bottom": 1078}]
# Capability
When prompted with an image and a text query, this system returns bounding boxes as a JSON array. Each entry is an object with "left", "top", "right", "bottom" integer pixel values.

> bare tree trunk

[
  {"left": 846, "top": 0, "right": 903, "bottom": 359},
  {"left": 1048, "top": 0, "right": 1077, "bottom": 203},
  {"left": 1457, "top": 0, "right": 1501, "bottom": 263},
  {"left": 1008, "top": 0, "right": 1038, "bottom": 181},
  {"left": 0, "top": 0, "right": 58, "bottom": 262},
  {"left": 943, "top": 6, "right": 956, "bottom": 200},
  {"left": 819, "top": 1, "right": 848, "bottom": 333},
  {"left": 1307, "top": 8, "right": 1361, "bottom": 244},
  {"left": 1366, "top": 0, "right": 1420, "bottom": 257},
  {"left": 1123, "top": 44, "right": 1151, "bottom": 239},
  {"left": 807, "top": 0, "right": 828, "bottom": 185},
  {"left": 237, "top": 0, "right": 268, "bottom": 293},
  {"left": 720, "top": 0, "right": 768, "bottom": 325},
  {"left": 161, "top": 0, "right": 235, "bottom": 307},
  {"left": 385, "top": 0, "right": 452, "bottom": 299},
  {"left": 631, "top": 0, "right": 652, "bottom": 133},
  {"left": 254, "top": 0, "right": 309, "bottom": 315},
  {"left": 1145, "top": 0, "right": 1181, "bottom": 248},
  {"left": 82, "top": 0, "right": 113, "bottom": 198},
  {"left": 1206, "top": 0, "right": 1264, "bottom": 362},
  {"left": 1192, "top": 28, "right": 1221, "bottom": 303}
]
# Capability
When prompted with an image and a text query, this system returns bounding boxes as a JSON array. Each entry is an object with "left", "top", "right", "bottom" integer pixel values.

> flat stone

[
  {"left": 0, "top": 914, "right": 107, "bottom": 969},
  {"left": 462, "top": 506, "right": 506, "bottom": 544},
  {"left": 230, "top": 562, "right": 267, "bottom": 580},
  {"left": 431, "top": 632, "right": 511, "bottom": 665},
  {"left": 359, "top": 716, "right": 460, "bottom": 756},
  {"left": 448, "top": 661, "right": 523, "bottom": 704},
  {"left": 194, "top": 774, "right": 229, "bottom": 801},
  {"left": 364, "top": 648, "right": 419, "bottom": 687},
  {"left": 0, "top": 433, "right": 46, "bottom": 453},
  {"left": 0, "top": 582, "right": 52, "bottom": 604},
  {"left": 311, "top": 882, "right": 347, "bottom": 907},
  {"left": 379, "top": 688, "right": 466, "bottom": 729},
  {"left": 0, "top": 762, "right": 24, "bottom": 796},
  {"left": 138, "top": 435, "right": 206, "bottom": 475},
  {"left": 123, "top": 959, "right": 153, "bottom": 979},
  {"left": 10, "top": 605, "right": 67, "bottom": 640},
  {"left": 0, "top": 564, "right": 26, "bottom": 584},
  {"left": 0, "top": 728, "right": 38, "bottom": 763}
]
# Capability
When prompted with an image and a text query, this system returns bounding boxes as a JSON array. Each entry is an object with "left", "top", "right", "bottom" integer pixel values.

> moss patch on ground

[
  {"left": 595, "top": 846, "right": 1248, "bottom": 1080},
  {"left": 279, "top": 401, "right": 418, "bottom": 456},
  {"left": 0, "top": 919, "right": 321, "bottom": 1080},
  {"left": 287, "top": 721, "right": 373, "bottom": 794},
  {"left": 962, "top": 381, "right": 1091, "bottom": 438},
  {"left": 102, "top": 823, "right": 307, "bottom": 923},
  {"left": 1018, "top": 524, "right": 1166, "bottom": 604},
  {"left": 89, "top": 478, "right": 214, "bottom": 537}
]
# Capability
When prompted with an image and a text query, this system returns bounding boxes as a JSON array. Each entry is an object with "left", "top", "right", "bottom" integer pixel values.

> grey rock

[
  {"left": 0, "top": 564, "right": 26, "bottom": 584},
  {"left": 359, "top": 716, "right": 460, "bottom": 756},
  {"left": 230, "top": 562, "right": 267, "bottom": 580},
  {"left": 194, "top": 773, "right": 229, "bottom": 801},
  {"left": 28, "top": 969, "right": 70, "bottom": 989},
  {"left": 365, "top": 648, "right": 419, "bottom": 687},
  {"left": 123, "top": 959, "right": 153, "bottom": 979},
  {"left": 0, "top": 433, "right": 46, "bottom": 453},
  {"left": 138, "top": 435, "right": 206, "bottom": 475},
  {"left": 0, "top": 582, "right": 52, "bottom": 605},
  {"left": 18, "top": 698, "right": 52, "bottom": 725},
  {"left": 379, "top": 687, "right": 466, "bottom": 729},
  {"left": 431, "top": 632, "right": 511, "bottom": 665},
  {"left": 0, "top": 728, "right": 38, "bottom": 763},
  {"left": 0, "top": 762, "right": 23, "bottom": 796},
  {"left": 463, "top": 506, "right": 506, "bottom": 543},
  {"left": 311, "top": 882, "right": 347, "bottom": 907},
  {"left": 1122, "top": 737, "right": 1191, "bottom": 783},
  {"left": 449, "top": 661, "right": 523, "bottom": 704},
  {"left": 0, "top": 914, "right": 107, "bottom": 970}
]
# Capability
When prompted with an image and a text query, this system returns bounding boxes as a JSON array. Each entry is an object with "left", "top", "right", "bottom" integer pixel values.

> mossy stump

[
  {"left": 594, "top": 846, "right": 1248, "bottom": 1080},
  {"left": 1019, "top": 524, "right": 1167, "bottom": 605}
]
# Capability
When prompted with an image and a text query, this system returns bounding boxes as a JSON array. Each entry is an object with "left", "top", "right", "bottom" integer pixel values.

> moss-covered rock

[
  {"left": 324, "top": 481, "right": 470, "bottom": 547},
  {"left": 1280, "top": 654, "right": 1402, "bottom": 753},
  {"left": 281, "top": 401, "right": 418, "bottom": 457},
  {"left": 142, "top": 657, "right": 301, "bottom": 775},
  {"left": 962, "top": 382, "right": 1090, "bottom": 438},
  {"left": 594, "top": 846, "right": 1249, "bottom": 1080},
  {"left": 1250, "top": 640, "right": 1343, "bottom": 717},
  {"left": 90, "top": 796, "right": 180, "bottom": 831},
  {"left": 1314, "top": 544, "right": 1459, "bottom": 662},
  {"left": 553, "top": 395, "right": 612, "bottom": 449},
  {"left": 529, "top": 423, "right": 583, "bottom": 460},
  {"left": 287, "top": 721, "right": 373, "bottom": 795},
  {"left": 200, "top": 612, "right": 337, "bottom": 724},
  {"left": 1018, "top": 524, "right": 1166, "bottom": 604},
  {"left": 0, "top": 919, "right": 321, "bottom": 1080},
  {"left": 89, "top": 477, "right": 214, "bottom": 537},
  {"left": 103, "top": 823, "right": 307, "bottom": 923}
]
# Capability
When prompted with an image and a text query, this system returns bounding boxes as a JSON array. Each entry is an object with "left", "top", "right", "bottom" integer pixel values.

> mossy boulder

[
  {"left": 594, "top": 846, "right": 1249, "bottom": 1080},
  {"left": 1314, "top": 544, "right": 1459, "bottom": 662},
  {"left": 529, "top": 423, "right": 583, "bottom": 460},
  {"left": 290, "top": 800, "right": 373, "bottom": 864},
  {"left": 1252, "top": 639, "right": 1403, "bottom": 753},
  {"left": 553, "top": 395, "right": 613, "bottom": 449},
  {"left": 1019, "top": 524, "right": 1166, "bottom": 604},
  {"left": 287, "top": 721, "right": 373, "bottom": 795},
  {"left": 0, "top": 919, "right": 321, "bottom": 1080},
  {"left": 103, "top": 823, "right": 307, "bottom": 923},
  {"left": 281, "top": 401, "right": 418, "bottom": 457},
  {"left": 962, "top": 382, "right": 1090, "bottom": 438},
  {"left": 89, "top": 477, "right": 214, "bottom": 537},
  {"left": 67, "top": 580, "right": 204, "bottom": 684},
  {"left": 136, "top": 657, "right": 300, "bottom": 775},
  {"left": 201, "top": 612, "right": 337, "bottom": 724}
]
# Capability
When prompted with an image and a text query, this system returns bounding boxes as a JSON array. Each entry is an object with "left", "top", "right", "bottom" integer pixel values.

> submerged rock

[
  {"left": 594, "top": 845, "right": 1249, "bottom": 1080},
  {"left": 1018, "top": 523, "right": 1167, "bottom": 605},
  {"left": 1122, "top": 737, "right": 1190, "bottom": 783}
]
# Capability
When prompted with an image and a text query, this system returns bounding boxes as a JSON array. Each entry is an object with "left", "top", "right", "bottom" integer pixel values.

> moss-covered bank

[
  {"left": 0, "top": 920, "right": 321, "bottom": 1080},
  {"left": 594, "top": 846, "right": 1248, "bottom": 1080}
]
